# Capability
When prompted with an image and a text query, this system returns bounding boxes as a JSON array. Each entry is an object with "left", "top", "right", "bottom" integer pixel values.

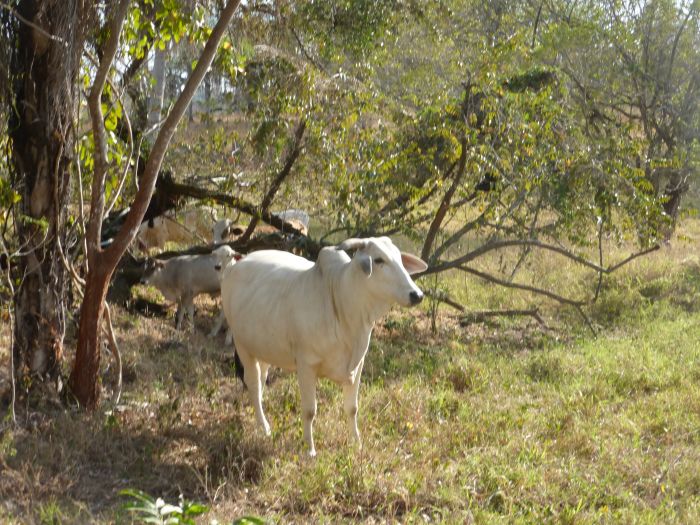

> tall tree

[
  {"left": 69, "top": 0, "right": 242, "bottom": 408},
  {"left": 4, "top": 1, "right": 92, "bottom": 398},
  {"left": 539, "top": 0, "right": 700, "bottom": 231}
]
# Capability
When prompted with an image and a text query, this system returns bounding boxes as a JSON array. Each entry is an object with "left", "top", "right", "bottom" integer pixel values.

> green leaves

[
  {"left": 120, "top": 489, "right": 266, "bottom": 525},
  {"left": 0, "top": 177, "right": 20, "bottom": 208},
  {"left": 120, "top": 489, "right": 208, "bottom": 525}
]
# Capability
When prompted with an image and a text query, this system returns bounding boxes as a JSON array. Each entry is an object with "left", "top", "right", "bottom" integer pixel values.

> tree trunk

[
  {"left": 70, "top": 266, "right": 110, "bottom": 408},
  {"left": 8, "top": 1, "right": 87, "bottom": 398},
  {"left": 662, "top": 170, "right": 688, "bottom": 228},
  {"left": 69, "top": 0, "right": 242, "bottom": 409}
]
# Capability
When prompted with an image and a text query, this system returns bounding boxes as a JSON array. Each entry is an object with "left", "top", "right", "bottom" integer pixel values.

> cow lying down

[
  {"left": 220, "top": 236, "right": 428, "bottom": 456},
  {"left": 141, "top": 247, "right": 240, "bottom": 334}
]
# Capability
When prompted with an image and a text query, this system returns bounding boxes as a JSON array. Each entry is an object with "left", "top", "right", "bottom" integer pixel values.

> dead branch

[
  {"left": 157, "top": 179, "right": 324, "bottom": 257},
  {"left": 456, "top": 265, "right": 597, "bottom": 334},
  {"left": 460, "top": 308, "right": 547, "bottom": 327},
  {"left": 457, "top": 265, "right": 586, "bottom": 307},
  {"left": 423, "top": 289, "right": 465, "bottom": 312},
  {"left": 239, "top": 118, "right": 306, "bottom": 243},
  {"left": 423, "top": 238, "right": 660, "bottom": 276}
]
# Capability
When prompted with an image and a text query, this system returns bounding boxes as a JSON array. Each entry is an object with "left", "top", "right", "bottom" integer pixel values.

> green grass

[{"left": 4, "top": 225, "right": 700, "bottom": 523}]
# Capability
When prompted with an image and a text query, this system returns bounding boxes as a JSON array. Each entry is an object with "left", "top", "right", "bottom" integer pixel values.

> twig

[
  {"left": 290, "top": 25, "right": 328, "bottom": 74},
  {"left": 606, "top": 244, "right": 660, "bottom": 272},
  {"left": 531, "top": 1, "right": 543, "bottom": 48},
  {"left": 594, "top": 219, "right": 604, "bottom": 301},
  {"left": 574, "top": 304, "right": 597, "bottom": 336},
  {"left": 0, "top": 238, "right": 17, "bottom": 425}
]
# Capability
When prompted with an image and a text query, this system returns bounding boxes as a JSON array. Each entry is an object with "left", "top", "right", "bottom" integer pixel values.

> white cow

[
  {"left": 212, "top": 244, "right": 242, "bottom": 273},
  {"left": 141, "top": 249, "right": 237, "bottom": 335},
  {"left": 220, "top": 236, "right": 427, "bottom": 456},
  {"left": 212, "top": 209, "right": 310, "bottom": 243},
  {"left": 137, "top": 208, "right": 216, "bottom": 254},
  {"left": 212, "top": 245, "right": 243, "bottom": 344}
]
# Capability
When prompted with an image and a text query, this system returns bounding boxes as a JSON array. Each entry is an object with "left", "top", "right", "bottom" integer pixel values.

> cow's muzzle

[{"left": 409, "top": 290, "right": 424, "bottom": 305}]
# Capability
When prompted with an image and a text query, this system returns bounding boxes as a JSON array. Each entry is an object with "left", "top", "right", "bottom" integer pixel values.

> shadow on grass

[{"left": 0, "top": 402, "right": 272, "bottom": 522}]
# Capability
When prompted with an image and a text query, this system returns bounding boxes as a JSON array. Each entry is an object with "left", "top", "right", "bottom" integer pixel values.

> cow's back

[
  {"left": 158, "top": 254, "right": 220, "bottom": 298},
  {"left": 221, "top": 250, "right": 319, "bottom": 370}
]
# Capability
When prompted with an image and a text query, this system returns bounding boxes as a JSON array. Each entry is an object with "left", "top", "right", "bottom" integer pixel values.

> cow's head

[
  {"left": 212, "top": 245, "right": 242, "bottom": 273},
  {"left": 139, "top": 258, "right": 165, "bottom": 284},
  {"left": 337, "top": 237, "right": 428, "bottom": 307}
]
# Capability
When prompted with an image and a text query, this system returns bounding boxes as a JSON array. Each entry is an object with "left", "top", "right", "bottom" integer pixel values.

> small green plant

[
  {"left": 120, "top": 489, "right": 208, "bottom": 525},
  {"left": 120, "top": 489, "right": 266, "bottom": 525},
  {"left": 38, "top": 499, "right": 65, "bottom": 525},
  {"left": 230, "top": 518, "right": 266, "bottom": 525}
]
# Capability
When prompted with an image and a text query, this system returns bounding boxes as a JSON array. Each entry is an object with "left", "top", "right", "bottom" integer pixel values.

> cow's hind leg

[
  {"left": 176, "top": 294, "right": 194, "bottom": 330},
  {"left": 238, "top": 347, "right": 271, "bottom": 436},
  {"left": 175, "top": 301, "right": 185, "bottom": 330},
  {"left": 260, "top": 362, "right": 270, "bottom": 390}
]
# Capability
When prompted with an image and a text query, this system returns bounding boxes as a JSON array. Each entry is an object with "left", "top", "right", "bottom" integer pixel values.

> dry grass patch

[{"left": 4, "top": 222, "right": 700, "bottom": 522}]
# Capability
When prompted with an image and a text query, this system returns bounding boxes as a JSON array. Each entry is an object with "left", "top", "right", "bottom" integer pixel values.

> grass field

[{"left": 2, "top": 222, "right": 700, "bottom": 523}]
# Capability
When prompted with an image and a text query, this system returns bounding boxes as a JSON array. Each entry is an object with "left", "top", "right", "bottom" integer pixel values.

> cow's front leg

[
  {"left": 343, "top": 358, "right": 365, "bottom": 448},
  {"left": 208, "top": 308, "right": 226, "bottom": 338},
  {"left": 297, "top": 364, "right": 318, "bottom": 457}
]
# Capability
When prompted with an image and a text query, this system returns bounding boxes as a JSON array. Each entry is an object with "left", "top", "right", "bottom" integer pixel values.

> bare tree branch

[
  {"left": 239, "top": 118, "right": 306, "bottom": 243},
  {"left": 105, "top": 0, "right": 243, "bottom": 261},
  {"left": 460, "top": 308, "right": 547, "bottom": 327},
  {"left": 423, "top": 238, "right": 660, "bottom": 276},
  {"left": 423, "top": 289, "right": 465, "bottom": 312},
  {"left": 422, "top": 133, "right": 468, "bottom": 261},
  {"left": 606, "top": 243, "right": 661, "bottom": 272},
  {"left": 85, "top": 0, "right": 131, "bottom": 267},
  {"left": 456, "top": 265, "right": 596, "bottom": 334},
  {"left": 457, "top": 264, "right": 586, "bottom": 307}
]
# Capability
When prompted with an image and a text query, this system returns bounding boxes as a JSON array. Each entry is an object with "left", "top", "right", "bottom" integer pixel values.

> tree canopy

[{"left": 1, "top": 0, "right": 699, "bottom": 406}]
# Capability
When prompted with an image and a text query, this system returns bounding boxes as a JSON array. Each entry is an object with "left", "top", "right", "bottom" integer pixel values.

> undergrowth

[{"left": 2, "top": 223, "right": 700, "bottom": 523}]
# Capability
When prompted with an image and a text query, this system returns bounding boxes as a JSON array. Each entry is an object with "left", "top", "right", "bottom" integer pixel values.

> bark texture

[{"left": 8, "top": 0, "right": 89, "bottom": 395}]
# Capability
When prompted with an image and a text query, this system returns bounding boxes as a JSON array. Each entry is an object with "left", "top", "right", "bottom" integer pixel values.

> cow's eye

[{"left": 373, "top": 257, "right": 385, "bottom": 265}]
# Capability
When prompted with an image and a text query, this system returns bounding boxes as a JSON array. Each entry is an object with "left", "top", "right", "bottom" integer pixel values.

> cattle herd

[{"left": 136, "top": 209, "right": 427, "bottom": 456}]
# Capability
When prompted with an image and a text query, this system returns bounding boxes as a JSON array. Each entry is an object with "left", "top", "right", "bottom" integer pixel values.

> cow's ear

[
  {"left": 401, "top": 252, "right": 428, "bottom": 275},
  {"left": 155, "top": 259, "right": 166, "bottom": 270},
  {"left": 355, "top": 252, "right": 372, "bottom": 277}
]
